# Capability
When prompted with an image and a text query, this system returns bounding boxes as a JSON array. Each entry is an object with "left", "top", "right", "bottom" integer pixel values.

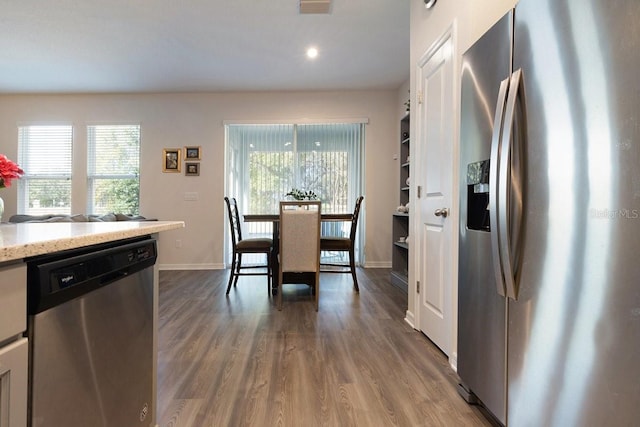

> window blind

[
  {"left": 87, "top": 124, "right": 140, "bottom": 215},
  {"left": 225, "top": 122, "right": 365, "bottom": 265},
  {"left": 17, "top": 125, "right": 73, "bottom": 215}
]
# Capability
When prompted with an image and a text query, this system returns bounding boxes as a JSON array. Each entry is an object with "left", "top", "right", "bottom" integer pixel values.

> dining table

[{"left": 243, "top": 212, "right": 353, "bottom": 293}]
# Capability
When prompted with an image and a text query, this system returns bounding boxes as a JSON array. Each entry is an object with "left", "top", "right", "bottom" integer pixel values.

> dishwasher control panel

[{"left": 26, "top": 237, "right": 157, "bottom": 314}]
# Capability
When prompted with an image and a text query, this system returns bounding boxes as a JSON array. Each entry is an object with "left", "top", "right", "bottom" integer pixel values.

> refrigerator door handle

[
  {"left": 498, "top": 68, "right": 525, "bottom": 300},
  {"left": 489, "top": 77, "right": 510, "bottom": 297}
]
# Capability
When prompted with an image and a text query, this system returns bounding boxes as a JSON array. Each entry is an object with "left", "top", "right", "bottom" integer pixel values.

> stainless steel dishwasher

[{"left": 26, "top": 236, "right": 157, "bottom": 427}]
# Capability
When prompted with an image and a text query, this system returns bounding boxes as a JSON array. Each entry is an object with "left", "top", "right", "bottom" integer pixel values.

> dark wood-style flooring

[{"left": 157, "top": 268, "right": 494, "bottom": 426}]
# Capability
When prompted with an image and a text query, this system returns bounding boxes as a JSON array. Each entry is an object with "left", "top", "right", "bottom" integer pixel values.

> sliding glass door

[{"left": 225, "top": 122, "right": 365, "bottom": 265}]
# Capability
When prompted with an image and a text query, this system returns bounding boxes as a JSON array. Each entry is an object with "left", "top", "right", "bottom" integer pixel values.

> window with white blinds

[
  {"left": 87, "top": 124, "right": 140, "bottom": 215},
  {"left": 17, "top": 125, "right": 73, "bottom": 215}
]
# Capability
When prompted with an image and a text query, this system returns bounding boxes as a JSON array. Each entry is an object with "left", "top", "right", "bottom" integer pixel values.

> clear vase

[{"left": 0, "top": 196, "right": 4, "bottom": 222}]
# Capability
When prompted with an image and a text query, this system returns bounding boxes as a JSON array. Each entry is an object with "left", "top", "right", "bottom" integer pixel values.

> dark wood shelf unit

[{"left": 391, "top": 113, "right": 410, "bottom": 292}]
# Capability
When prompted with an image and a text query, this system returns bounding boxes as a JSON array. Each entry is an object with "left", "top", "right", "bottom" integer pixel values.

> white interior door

[{"left": 416, "top": 33, "right": 454, "bottom": 355}]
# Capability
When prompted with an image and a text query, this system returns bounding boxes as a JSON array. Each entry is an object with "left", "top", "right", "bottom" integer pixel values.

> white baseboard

[
  {"left": 158, "top": 262, "right": 391, "bottom": 271},
  {"left": 158, "top": 263, "right": 223, "bottom": 271},
  {"left": 404, "top": 310, "right": 416, "bottom": 329},
  {"left": 449, "top": 352, "right": 458, "bottom": 372},
  {"left": 363, "top": 261, "right": 392, "bottom": 268}
]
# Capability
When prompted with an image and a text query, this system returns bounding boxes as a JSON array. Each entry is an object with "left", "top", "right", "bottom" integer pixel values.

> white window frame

[
  {"left": 17, "top": 123, "right": 73, "bottom": 215},
  {"left": 86, "top": 123, "right": 141, "bottom": 215}
]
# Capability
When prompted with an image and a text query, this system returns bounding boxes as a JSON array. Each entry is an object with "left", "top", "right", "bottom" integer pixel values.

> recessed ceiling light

[{"left": 306, "top": 47, "right": 319, "bottom": 59}]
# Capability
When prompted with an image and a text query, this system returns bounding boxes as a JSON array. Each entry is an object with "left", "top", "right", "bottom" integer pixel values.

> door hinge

[
  {"left": 417, "top": 281, "right": 420, "bottom": 293},
  {"left": 417, "top": 185, "right": 422, "bottom": 198},
  {"left": 418, "top": 90, "right": 424, "bottom": 105}
]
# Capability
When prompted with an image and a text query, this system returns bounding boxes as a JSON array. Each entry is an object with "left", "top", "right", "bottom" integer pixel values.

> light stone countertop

[{"left": 0, "top": 221, "right": 185, "bottom": 262}]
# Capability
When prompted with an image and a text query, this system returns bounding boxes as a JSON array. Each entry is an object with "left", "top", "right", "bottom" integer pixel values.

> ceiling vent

[{"left": 299, "top": 0, "right": 332, "bottom": 14}]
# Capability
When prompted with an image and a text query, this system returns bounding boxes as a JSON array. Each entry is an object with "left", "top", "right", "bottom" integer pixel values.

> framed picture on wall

[
  {"left": 162, "top": 148, "right": 181, "bottom": 172},
  {"left": 184, "top": 146, "right": 201, "bottom": 160},
  {"left": 185, "top": 162, "right": 200, "bottom": 176}
]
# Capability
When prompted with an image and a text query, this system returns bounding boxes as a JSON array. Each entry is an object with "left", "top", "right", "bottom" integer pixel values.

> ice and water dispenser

[{"left": 466, "top": 160, "right": 490, "bottom": 231}]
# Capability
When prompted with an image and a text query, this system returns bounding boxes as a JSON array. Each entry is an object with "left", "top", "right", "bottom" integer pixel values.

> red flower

[{"left": 0, "top": 154, "right": 24, "bottom": 188}]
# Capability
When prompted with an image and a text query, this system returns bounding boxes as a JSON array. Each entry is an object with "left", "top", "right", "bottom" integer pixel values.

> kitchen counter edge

[{"left": 0, "top": 221, "right": 185, "bottom": 263}]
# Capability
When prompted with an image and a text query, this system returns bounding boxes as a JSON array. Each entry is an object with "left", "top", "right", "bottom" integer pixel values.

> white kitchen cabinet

[
  {"left": 0, "top": 262, "right": 27, "bottom": 427},
  {"left": 0, "top": 338, "right": 28, "bottom": 427},
  {"left": 0, "top": 262, "right": 26, "bottom": 343}
]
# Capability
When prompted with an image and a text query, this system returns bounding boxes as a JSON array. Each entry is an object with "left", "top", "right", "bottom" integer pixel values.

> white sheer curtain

[{"left": 225, "top": 122, "right": 365, "bottom": 265}]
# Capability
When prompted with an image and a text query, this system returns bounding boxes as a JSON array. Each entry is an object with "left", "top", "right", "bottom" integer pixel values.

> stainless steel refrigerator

[{"left": 458, "top": 1, "right": 640, "bottom": 426}]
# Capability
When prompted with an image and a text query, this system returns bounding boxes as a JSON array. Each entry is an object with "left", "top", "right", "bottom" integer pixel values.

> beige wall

[
  {"left": 408, "top": 0, "right": 517, "bottom": 365},
  {"left": 0, "top": 90, "right": 400, "bottom": 269},
  {"left": 411, "top": 0, "right": 516, "bottom": 61}
]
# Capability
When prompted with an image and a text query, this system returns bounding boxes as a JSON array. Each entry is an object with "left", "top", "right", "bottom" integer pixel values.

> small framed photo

[
  {"left": 184, "top": 146, "right": 201, "bottom": 160},
  {"left": 185, "top": 162, "right": 200, "bottom": 176},
  {"left": 163, "top": 148, "right": 181, "bottom": 172}
]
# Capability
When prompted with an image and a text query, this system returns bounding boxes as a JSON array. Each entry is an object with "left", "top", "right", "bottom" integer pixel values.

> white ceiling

[{"left": 0, "top": 0, "right": 410, "bottom": 94}]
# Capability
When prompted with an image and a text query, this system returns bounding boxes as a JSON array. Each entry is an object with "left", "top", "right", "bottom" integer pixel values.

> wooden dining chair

[
  {"left": 278, "top": 200, "right": 321, "bottom": 311},
  {"left": 320, "top": 196, "right": 364, "bottom": 291},
  {"left": 224, "top": 197, "right": 273, "bottom": 294}
]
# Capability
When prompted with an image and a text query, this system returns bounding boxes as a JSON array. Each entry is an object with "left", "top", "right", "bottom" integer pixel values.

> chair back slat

[
  {"left": 349, "top": 196, "right": 364, "bottom": 240},
  {"left": 224, "top": 197, "right": 243, "bottom": 245}
]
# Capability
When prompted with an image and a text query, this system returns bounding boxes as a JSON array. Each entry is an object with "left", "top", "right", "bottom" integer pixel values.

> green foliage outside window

[
  {"left": 246, "top": 151, "right": 349, "bottom": 214},
  {"left": 93, "top": 176, "right": 140, "bottom": 215},
  {"left": 27, "top": 180, "right": 72, "bottom": 211}
]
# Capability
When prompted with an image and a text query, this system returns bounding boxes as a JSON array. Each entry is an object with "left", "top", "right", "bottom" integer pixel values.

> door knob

[{"left": 434, "top": 208, "right": 449, "bottom": 218}]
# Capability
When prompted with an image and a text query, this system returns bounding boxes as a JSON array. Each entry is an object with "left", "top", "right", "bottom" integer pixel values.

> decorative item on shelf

[
  {"left": 0, "top": 154, "right": 24, "bottom": 222},
  {"left": 285, "top": 188, "right": 318, "bottom": 201},
  {"left": 405, "top": 235, "right": 411, "bottom": 245},
  {"left": 396, "top": 204, "right": 409, "bottom": 213},
  {"left": 406, "top": 176, "right": 411, "bottom": 187},
  {"left": 398, "top": 236, "right": 406, "bottom": 243},
  {"left": 406, "top": 155, "right": 410, "bottom": 163},
  {"left": 404, "top": 90, "right": 410, "bottom": 113}
]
